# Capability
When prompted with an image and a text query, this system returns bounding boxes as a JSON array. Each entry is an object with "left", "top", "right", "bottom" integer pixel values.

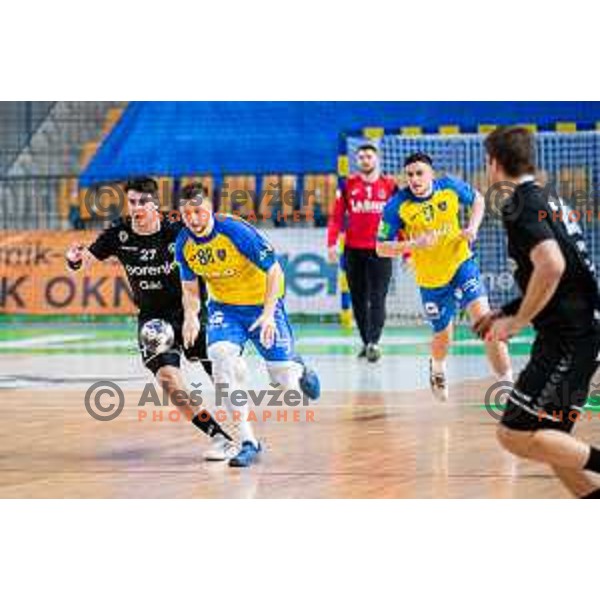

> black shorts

[
  {"left": 137, "top": 310, "right": 211, "bottom": 377},
  {"left": 501, "top": 329, "right": 600, "bottom": 433}
]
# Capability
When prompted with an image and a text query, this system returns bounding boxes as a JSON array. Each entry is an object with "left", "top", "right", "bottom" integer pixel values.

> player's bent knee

[
  {"left": 496, "top": 424, "right": 535, "bottom": 458},
  {"left": 208, "top": 341, "right": 240, "bottom": 362},
  {"left": 466, "top": 296, "right": 490, "bottom": 321},
  {"left": 208, "top": 342, "right": 244, "bottom": 384}
]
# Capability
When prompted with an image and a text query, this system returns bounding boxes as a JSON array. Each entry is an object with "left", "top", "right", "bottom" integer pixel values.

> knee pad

[
  {"left": 208, "top": 342, "right": 245, "bottom": 386},
  {"left": 266, "top": 361, "right": 303, "bottom": 390}
]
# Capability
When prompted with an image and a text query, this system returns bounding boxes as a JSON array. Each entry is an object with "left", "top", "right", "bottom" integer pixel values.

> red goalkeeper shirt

[{"left": 327, "top": 173, "right": 398, "bottom": 250}]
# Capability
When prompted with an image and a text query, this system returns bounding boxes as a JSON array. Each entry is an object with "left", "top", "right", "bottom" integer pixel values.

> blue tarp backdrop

[{"left": 80, "top": 101, "right": 600, "bottom": 185}]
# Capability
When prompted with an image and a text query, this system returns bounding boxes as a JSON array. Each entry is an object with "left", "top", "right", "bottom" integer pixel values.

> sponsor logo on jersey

[
  {"left": 349, "top": 199, "right": 385, "bottom": 213},
  {"left": 124, "top": 262, "right": 173, "bottom": 277},
  {"left": 203, "top": 268, "right": 237, "bottom": 279},
  {"left": 119, "top": 231, "right": 129, "bottom": 243}
]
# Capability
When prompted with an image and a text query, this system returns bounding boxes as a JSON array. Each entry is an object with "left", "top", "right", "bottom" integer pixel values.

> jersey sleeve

[
  {"left": 225, "top": 219, "right": 276, "bottom": 272},
  {"left": 174, "top": 230, "right": 197, "bottom": 282},
  {"left": 508, "top": 201, "right": 556, "bottom": 257},
  {"left": 87, "top": 226, "right": 118, "bottom": 261},
  {"left": 377, "top": 194, "right": 405, "bottom": 242},
  {"left": 443, "top": 175, "right": 477, "bottom": 206}
]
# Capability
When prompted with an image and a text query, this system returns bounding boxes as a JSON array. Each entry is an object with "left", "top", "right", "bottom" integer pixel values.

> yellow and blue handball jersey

[
  {"left": 378, "top": 175, "right": 477, "bottom": 288},
  {"left": 175, "top": 214, "right": 285, "bottom": 306}
]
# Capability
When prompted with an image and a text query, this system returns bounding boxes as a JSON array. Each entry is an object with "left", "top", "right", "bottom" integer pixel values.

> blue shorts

[
  {"left": 420, "top": 258, "right": 486, "bottom": 333},
  {"left": 207, "top": 300, "right": 296, "bottom": 362}
]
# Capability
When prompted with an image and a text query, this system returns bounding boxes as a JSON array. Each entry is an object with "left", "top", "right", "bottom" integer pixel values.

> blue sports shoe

[
  {"left": 229, "top": 441, "right": 262, "bottom": 468},
  {"left": 299, "top": 364, "right": 321, "bottom": 401}
]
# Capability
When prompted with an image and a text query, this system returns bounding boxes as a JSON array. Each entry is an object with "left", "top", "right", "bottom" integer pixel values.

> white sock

[
  {"left": 496, "top": 369, "right": 513, "bottom": 384},
  {"left": 221, "top": 377, "right": 258, "bottom": 447},
  {"left": 238, "top": 419, "right": 258, "bottom": 447},
  {"left": 431, "top": 358, "right": 446, "bottom": 374}
]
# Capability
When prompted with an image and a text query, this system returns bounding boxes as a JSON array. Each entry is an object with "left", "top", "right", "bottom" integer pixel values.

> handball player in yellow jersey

[
  {"left": 377, "top": 152, "right": 511, "bottom": 401},
  {"left": 175, "top": 183, "right": 320, "bottom": 467}
]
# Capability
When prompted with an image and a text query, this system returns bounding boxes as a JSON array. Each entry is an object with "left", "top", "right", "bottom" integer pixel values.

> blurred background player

[
  {"left": 377, "top": 152, "right": 512, "bottom": 401},
  {"left": 64, "top": 178, "right": 234, "bottom": 453},
  {"left": 483, "top": 126, "right": 600, "bottom": 498},
  {"left": 327, "top": 142, "right": 397, "bottom": 362},
  {"left": 176, "top": 183, "right": 321, "bottom": 468}
]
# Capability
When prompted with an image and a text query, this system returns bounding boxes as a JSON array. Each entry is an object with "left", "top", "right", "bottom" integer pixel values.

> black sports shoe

[{"left": 357, "top": 346, "right": 368, "bottom": 359}]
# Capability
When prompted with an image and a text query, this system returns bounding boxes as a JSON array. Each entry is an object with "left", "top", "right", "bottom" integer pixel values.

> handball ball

[{"left": 140, "top": 319, "right": 175, "bottom": 354}]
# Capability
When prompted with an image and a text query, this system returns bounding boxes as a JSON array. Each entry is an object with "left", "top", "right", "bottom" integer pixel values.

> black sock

[
  {"left": 581, "top": 488, "right": 600, "bottom": 499},
  {"left": 191, "top": 410, "right": 232, "bottom": 441},
  {"left": 583, "top": 446, "right": 600, "bottom": 474}
]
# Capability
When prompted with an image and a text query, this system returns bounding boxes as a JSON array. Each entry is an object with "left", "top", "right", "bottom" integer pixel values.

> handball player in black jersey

[
  {"left": 65, "top": 178, "right": 234, "bottom": 454},
  {"left": 482, "top": 127, "right": 600, "bottom": 498}
]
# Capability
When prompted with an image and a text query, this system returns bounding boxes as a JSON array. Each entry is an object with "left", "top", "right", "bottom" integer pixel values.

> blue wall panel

[{"left": 80, "top": 101, "right": 600, "bottom": 184}]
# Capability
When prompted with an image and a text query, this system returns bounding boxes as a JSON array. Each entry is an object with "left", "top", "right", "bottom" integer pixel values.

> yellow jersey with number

[
  {"left": 175, "top": 214, "right": 284, "bottom": 306},
  {"left": 378, "top": 175, "right": 477, "bottom": 288}
]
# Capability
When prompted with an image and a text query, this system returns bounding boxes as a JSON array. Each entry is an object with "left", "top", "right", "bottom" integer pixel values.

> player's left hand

[
  {"left": 461, "top": 226, "right": 478, "bottom": 244},
  {"left": 249, "top": 311, "right": 277, "bottom": 349},
  {"left": 487, "top": 316, "right": 524, "bottom": 342}
]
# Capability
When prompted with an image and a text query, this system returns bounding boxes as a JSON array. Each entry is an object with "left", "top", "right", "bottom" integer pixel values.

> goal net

[{"left": 345, "top": 131, "right": 600, "bottom": 326}]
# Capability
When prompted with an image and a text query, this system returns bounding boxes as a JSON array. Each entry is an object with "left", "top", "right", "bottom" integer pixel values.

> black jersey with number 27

[{"left": 87, "top": 217, "right": 186, "bottom": 315}]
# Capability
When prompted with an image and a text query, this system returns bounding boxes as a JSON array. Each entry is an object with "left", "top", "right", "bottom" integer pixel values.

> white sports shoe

[
  {"left": 203, "top": 435, "right": 239, "bottom": 462},
  {"left": 429, "top": 359, "right": 449, "bottom": 402}
]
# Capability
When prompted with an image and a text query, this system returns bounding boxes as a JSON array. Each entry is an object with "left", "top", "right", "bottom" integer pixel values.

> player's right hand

[
  {"left": 183, "top": 314, "right": 200, "bottom": 349},
  {"left": 327, "top": 246, "right": 338, "bottom": 264}
]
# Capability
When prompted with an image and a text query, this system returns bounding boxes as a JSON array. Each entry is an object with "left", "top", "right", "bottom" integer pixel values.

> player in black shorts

[
  {"left": 480, "top": 127, "right": 600, "bottom": 498},
  {"left": 65, "top": 178, "right": 235, "bottom": 458}
]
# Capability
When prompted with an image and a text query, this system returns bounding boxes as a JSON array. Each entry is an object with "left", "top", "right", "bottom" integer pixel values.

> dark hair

[
  {"left": 404, "top": 152, "right": 433, "bottom": 168},
  {"left": 356, "top": 142, "right": 379, "bottom": 154},
  {"left": 484, "top": 126, "right": 536, "bottom": 177},
  {"left": 179, "top": 182, "right": 209, "bottom": 202},
  {"left": 124, "top": 177, "right": 159, "bottom": 196}
]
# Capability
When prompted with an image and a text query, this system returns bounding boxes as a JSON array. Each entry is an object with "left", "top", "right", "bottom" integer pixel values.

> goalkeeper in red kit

[{"left": 327, "top": 142, "right": 398, "bottom": 362}]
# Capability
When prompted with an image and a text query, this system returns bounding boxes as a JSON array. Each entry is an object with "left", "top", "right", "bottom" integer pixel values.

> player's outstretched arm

[
  {"left": 65, "top": 243, "right": 98, "bottom": 272},
  {"left": 182, "top": 280, "right": 201, "bottom": 349}
]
